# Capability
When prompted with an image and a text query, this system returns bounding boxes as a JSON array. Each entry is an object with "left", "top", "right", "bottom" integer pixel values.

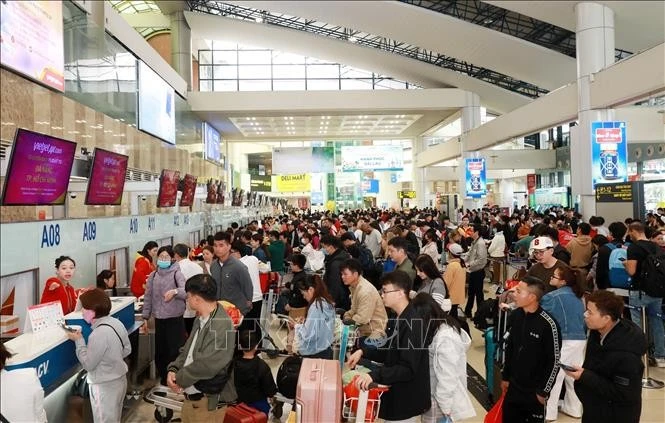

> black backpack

[
  {"left": 473, "top": 298, "right": 498, "bottom": 330},
  {"left": 276, "top": 355, "right": 302, "bottom": 399},
  {"left": 357, "top": 244, "right": 375, "bottom": 273},
  {"left": 638, "top": 245, "right": 665, "bottom": 298}
]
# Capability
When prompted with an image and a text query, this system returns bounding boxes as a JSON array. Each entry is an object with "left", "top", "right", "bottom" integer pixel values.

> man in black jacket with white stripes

[{"left": 501, "top": 276, "right": 561, "bottom": 423}]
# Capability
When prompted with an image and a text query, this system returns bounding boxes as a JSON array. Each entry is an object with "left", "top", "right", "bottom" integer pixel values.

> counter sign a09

[
  {"left": 465, "top": 158, "right": 487, "bottom": 198},
  {"left": 591, "top": 121, "right": 627, "bottom": 187}
]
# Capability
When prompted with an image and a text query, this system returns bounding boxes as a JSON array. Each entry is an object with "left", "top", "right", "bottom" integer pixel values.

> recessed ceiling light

[{"left": 252, "top": 117, "right": 256, "bottom": 120}]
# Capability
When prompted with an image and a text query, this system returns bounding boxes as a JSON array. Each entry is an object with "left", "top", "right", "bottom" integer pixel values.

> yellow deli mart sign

[{"left": 275, "top": 174, "right": 311, "bottom": 192}]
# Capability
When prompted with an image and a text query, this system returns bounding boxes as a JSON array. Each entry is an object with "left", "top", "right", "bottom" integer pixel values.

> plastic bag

[{"left": 484, "top": 391, "right": 504, "bottom": 423}]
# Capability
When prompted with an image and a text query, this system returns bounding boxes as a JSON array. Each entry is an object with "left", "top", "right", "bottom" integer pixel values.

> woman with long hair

[
  {"left": 250, "top": 233, "right": 270, "bottom": 263},
  {"left": 442, "top": 244, "right": 466, "bottom": 318},
  {"left": 412, "top": 293, "right": 475, "bottom": 423},
  {"left": 415, "top": 254, "right": 447, "bottom": 309},
  {"left": 199, "top": 245, "right": 214, "bottom": 274},
  {"left": 96, "top": 269, "right": 117, "bottom": 297},
  {"left": 420, "top": 230, "right": 440, "bottom": 264},
  {"left": 40, "top": 255, "right": 78, "bottom": 315},
  {"left": 130, "top": 241, "right": 158, "bottom": 297},
  {"left": 541, "top": 265, "right": 586, "bottom": 421},
  {"left": 293, "top": 274, "right": 335, "bottom": 359}
]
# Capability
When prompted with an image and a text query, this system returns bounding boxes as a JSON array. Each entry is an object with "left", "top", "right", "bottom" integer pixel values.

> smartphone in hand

[
  {"left": 559, "top": 363, "right": 577, "bottom": 372},
  {"left": 60, "top": 322, "right": 77, "bottom": 333}
]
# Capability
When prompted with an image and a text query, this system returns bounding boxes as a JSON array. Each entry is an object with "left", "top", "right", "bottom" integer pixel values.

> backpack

[
  {"left": 606, "top": 243, "right": 631, "bottom": 289},
  {"left": 637, "top": 244, "right": 665, "bottom": 298},
  {"left": 473, "top": 298, "right": 498, "bottom": 330},
  {"left": 357, "top": 244, "right": 375, "bottom": 273},
  {"left": 276, "top": 355, "right": 303, "bottom": 398}
]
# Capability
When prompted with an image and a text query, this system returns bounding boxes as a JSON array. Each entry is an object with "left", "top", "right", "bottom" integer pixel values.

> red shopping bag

[{"left": 484, "top": 392, "right": 505, "bottom": 423}]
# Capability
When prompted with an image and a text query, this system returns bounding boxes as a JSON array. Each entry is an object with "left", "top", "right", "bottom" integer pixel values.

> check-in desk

[{"left": 4, "top": 297, "right": 138, "bottom": 422}]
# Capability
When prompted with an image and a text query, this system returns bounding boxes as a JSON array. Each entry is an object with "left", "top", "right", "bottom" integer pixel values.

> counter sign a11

[
  {"left": 591, "top": 121, "right": 627, "bottom": 187},
  {"left": 465, "top": 158, "right": 487, "bottom": 198}
]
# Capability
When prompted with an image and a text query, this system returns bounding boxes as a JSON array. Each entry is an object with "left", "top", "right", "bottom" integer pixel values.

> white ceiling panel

[
  {"left": 184, "top": 11, "right": 531, "bottom": 114},
  {"left": 485, "top": 1, "right": 665, "bottom": 53},
  {"left": 229, "top": 0, "right": 575, "bottom": 91}
]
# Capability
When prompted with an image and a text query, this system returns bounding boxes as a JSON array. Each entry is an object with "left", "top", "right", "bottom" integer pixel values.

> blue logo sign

[
  {"left": 465, "top": 158, "right": 486, "bottom": 198},
  {"left": 591, "top": 121, "right": 627, "bottom": 187},
  {"left": 390, "top": 174, "right": 397, "bottom": 183}
]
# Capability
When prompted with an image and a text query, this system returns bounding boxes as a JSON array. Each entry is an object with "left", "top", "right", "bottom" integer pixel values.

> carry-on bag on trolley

[
  {"left": 223, "top": 403, "right": 267, "bottom": 423},
  {"left": 295, "top": 358, "right": 343, "bottom": 422}
]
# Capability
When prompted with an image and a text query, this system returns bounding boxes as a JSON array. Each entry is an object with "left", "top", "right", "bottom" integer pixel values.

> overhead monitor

[
  {"left": 157, "top": 169, "right": 180, "bottom": 207},
  {"left": 179, "top": 174, "right": 197, "bottom": 207},
  {"left": 138, "top": 61, "right": 175, "bottom": 144},
  {"left": 85, "top": 148, "right": 129, "bottom": 206},
  {"left": 203, "top": 122, "right": 221, "bottom": 164}
]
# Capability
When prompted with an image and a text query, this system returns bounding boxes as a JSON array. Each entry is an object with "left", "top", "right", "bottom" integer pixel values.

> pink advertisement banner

[{"left": 85, "top": 148, "right": 129, "bottom": 205}]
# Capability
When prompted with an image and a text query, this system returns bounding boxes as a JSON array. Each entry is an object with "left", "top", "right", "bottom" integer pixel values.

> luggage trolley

[{"left": 343, "top": 380, "right": 389, "bottom": 423}]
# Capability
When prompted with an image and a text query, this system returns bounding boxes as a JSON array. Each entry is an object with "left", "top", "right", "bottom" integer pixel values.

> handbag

[
  {"left": 71, "top": 369, "right": 90, "bottom": 398},
  {"left": 484, "top": 391, "right": 504, "bottom": 423}
]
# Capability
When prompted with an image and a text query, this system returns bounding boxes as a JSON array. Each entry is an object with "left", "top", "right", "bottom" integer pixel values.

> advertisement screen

[
  {"left": 1, "top": 129, "right": 76, "bottom": 206},
  {"left": 203, "top": 122, "right": 221, "bottom": 163},
  {"left": 250, "top": 174, "right": 272, "bottom": 192},
  {"left": 341, "top": 146, "right": 403, "bottom": 172},
  {"left": 85, "top": 148, "right": 129, "bottom": 205},
  {"left": 157, "top": 169, "right": 180, "bottom": 207},
  {"left": 361, "top": 179, "right": 379, "bottom": 194},
  {"left": 465, "top": 158, "right": 487, "bottom": 198},
  {"left": 591, "top": 121, "right": 627, "bottom": 187},
  {"left": 272, "top": 147, "right": 334, "bottom": 174},
  {"left": 138, "top": 61, "right": 175, "bottom": 144},
  {"left": 179, "top": 174, "right": 197, "bottom": 207},
  {"left": 0, "top": 1, "right": 64, "bottom": 91}
]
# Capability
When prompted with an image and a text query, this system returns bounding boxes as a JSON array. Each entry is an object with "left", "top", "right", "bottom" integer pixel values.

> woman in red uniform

[
  {"left": 40, "top": 256, "right": 78, "bottom": 315},
  {"left": 130, "top": 241, "right": 158, "bottom": 297}
]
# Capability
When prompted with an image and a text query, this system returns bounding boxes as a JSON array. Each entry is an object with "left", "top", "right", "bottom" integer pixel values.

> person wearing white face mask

[{"left": 66, "top": 289, "right": 131, "bottom": 423}]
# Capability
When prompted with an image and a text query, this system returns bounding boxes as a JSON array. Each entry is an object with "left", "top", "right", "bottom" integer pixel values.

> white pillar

[
  {"left": 572, "top": 2, "right": 615, "bottom": 218},
  {"left": 412, "top": 137, "right": 428, "bottom": 209},
  {"left": 459, "top": 93, "right": 482, "bottom": 212},
  {"left": 498, "top": 179, "right": 514, "bottom": 209}
]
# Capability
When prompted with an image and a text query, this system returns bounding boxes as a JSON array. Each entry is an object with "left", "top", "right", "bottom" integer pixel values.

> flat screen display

[
  {"left": 85, "top": 148, "right": 128, "bottom": 206},
  {"left": 203, "top": 122, "right": 221, "bottom": 163},
  {"left": 341, "top": 146, "right": 403, "bottom": 172},
  {"left": 1, "top": 128, "right": 76, "bottom": 205},
  {"left": 138, "top": 61, "right": 175, "bottom": 144},
  {"left": 0, "top": 1, "right": 65, "bottom": 91},
  {"left": 179, "top": 174, "right": 197, "bottom": 207},
  {"left": 157, "top": 169, "right": 180, "bottom": 207}
]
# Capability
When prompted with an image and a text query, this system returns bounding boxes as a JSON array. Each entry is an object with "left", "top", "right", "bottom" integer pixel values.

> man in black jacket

[
  {"left": 501, "top": 276, "right": 561, "bottom": 423},
  {"left": 595, "top": 221, "right": 627, "bottom": 289},
  {"left": 320, "top": 235, "right": 351, "bottom": 310}
]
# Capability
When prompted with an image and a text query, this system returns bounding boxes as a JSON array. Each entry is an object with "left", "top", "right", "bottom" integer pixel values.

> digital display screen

[
  {"left": 179, "top": 174, "right": 197, "bottom": 207},
  {"left": 138, "top": 61, "right": 175, "bottom": 144},
  {"left": 203, "top": 122, "right": 221, "bottom": 163},
  {"left": 341, "top": 146, "right": 403, "bottom": 172},
  {"left": 157, "top": 169, "right": 179, "bottom": 207},
  {"left": 1, "top": 128, "right": 76, "bottom": 205},
  {"left": 0, "top": 1, "right": 65, "bottom": 91},
  {"left": 85, "top": 148, "right": 128, "bottom": 205}
]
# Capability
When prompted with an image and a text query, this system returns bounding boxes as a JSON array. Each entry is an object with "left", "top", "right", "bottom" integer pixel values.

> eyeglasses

[
  {"left": 550, "top": 275, "right": 561, "bottom": 281},
  {"left": 380, "top": 288, "right": 401, "bottom": 295}
]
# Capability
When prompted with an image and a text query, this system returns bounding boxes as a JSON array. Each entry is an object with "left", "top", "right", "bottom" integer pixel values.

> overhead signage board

[
  {"left": 341, "top": 146, "right": 403, "bottom": 172},
  {"left": 596, "top": 183, "right": 633, "bottom": 202},
  {"left": 275, "top": 174, "right": 311, "bottom": 192},
  {"left": 398, "top": 190, "right": 416, "bottom": 199},
  {"left": 591, "top": 121, "right": 627, "bottom": 187},
  {"left": 250, "top": 174, "right": 272, "bottom": 192}
]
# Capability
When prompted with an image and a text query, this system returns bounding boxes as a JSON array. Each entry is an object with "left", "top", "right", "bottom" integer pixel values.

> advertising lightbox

[
  {"left": 341, "top": 146, "right": 403, "bottom": 172},
  {"left": 591, "top": 121, "right": 627, "bottom": 187},
  {"left": 465, "top": 158, "right": 486, "bottom": 198}
]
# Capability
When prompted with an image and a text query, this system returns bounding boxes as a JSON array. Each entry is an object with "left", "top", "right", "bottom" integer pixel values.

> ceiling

[{"left": 228, "top": 114, "right": 423, "bottom": 138}]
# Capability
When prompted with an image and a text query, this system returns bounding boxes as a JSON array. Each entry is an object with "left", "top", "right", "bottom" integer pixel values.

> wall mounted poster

[
  {"left": 465, "top": 158, "right": 486, "bottom": 198},
  {"left": 591, "top": 121, "right": 627, "bottom": 187}
]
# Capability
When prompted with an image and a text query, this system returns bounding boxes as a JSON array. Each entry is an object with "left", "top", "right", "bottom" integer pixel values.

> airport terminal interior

[{"left": 0, "top": 0, "right": 664, "bottom": 422}]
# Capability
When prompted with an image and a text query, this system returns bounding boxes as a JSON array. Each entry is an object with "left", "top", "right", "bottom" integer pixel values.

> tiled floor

[{"left": 124, "top": 291, "right": 665, "bottom": 423}]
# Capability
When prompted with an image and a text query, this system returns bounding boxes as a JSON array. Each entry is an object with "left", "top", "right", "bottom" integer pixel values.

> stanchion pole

[{"left": 640, "top": 305, "right": 664, "bottom": 389}]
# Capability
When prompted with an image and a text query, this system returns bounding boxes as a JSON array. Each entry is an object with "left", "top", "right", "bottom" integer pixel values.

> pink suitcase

[{"left": 295, "top": 358, "right": 342, "bottom": 423}]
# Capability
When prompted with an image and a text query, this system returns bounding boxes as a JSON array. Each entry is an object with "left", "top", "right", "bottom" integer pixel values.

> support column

[
  {"left": 571, "top": 2, "right": 615, "bottom": 217},
  {"left": 458, "top": 93, "right": 482, "bottom": 213},
  {"left": 169, "top": 10, "right": 192, "bottom": 90},
  {"left": 413, "top": 136, "right": 429, "bottom": 209}
]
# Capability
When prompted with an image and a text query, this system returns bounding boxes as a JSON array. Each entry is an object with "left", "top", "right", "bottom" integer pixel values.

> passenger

[
  {"left": 340, "top": 258, "right": 387, "bottom": 343},
  {"left": 587, "top": 234, "right": 609, "bottom": 290},
  {"left": 40, "top": 255, "right": 78, "bottom": 315},
  {"left": 412, "top": 293, "right": 475, "bottom": 423},
  {"left": 566, "top": 290, "right": 647, "bottom": 423},
  {"left": 501, "top": 276, "right": 561, "bottom": 423},
  {"left": 350, "top": 270, "right": 431, "bottom": 422},
  {"left": 487, "top": 223, "right": 507, "bottom": 283},
  {"left": 541, "top": 266, "right": 586, "bottom": 421},
  {"left": 566, "top": 222, "right": 595, "bottom": 277},
  {"left": 141, "top": 245, "right": 187, "bottom": 386},
  {"left": 320, "top": 234, "right": 351, "bottom": 310},
  {"left": 130, "top": 241, "right": 158, "bottom": 297},
  {"left": 191, "top": 239, "right": 207, "bottom": 260},
  {"left": 415, "top": 254, "right": 447, "bottom": 309},
  {"left": 239, "top": 230, "right": 254, "bottom": 257},
  {"left": 419, "top": 230, "right": 440, "bottom": 264},
  {"left": 267, "top": 230, "right": 286, "bottom": 273},
  {"left": 443, "top": 243, "right": 466, "bottom": 318},
  {"left": 293, "top": 274, "right": 335, "bottom": 359},
  {"left": 362, "top": 221, "right": 384, "bottom": 259},
  {"left": 526, "top": 236, "right": 568, "bottom": 292},
  {"left": 250, "top": 233, "right": 269, "bottom": 264},
  {"left": 199, "top": 246, "right": 215, "bottom": 274},
  {"left": 540, "top": 226, "right": 571, "bottom": 265},
  {"left": 233, "top": 330, "right": 277, "bottom": 417},
  {"left": 173, "top": 243, "right": 204, "bottom": 336},
  {"left": 0, "top": 342, "right": 47, "bottom": 422},
  {"left": 386, "top": 236, "right": 417, "bottom": 283},
  {"left": 67, "top": 289, "right": 131, "bottom": 423},
  {"left": 210, "top": 232, "right": 254, "bottom": 316},
  {"left": 230, "top": 241, "right": 263, "bottom": 336},
  {"left": 283, "top": 254, "right": 309, "bottom": 353},
  {"left": 96, "top": 269, "right": 117, "bottom": 297},
  {"left": 166, "top": 274, "right": 237, "bottom": 422},
  {"left": 463, "top": 224, "right": 488, "bottom": 318}
]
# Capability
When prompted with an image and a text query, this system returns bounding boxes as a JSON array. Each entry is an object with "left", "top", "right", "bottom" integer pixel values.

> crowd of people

[{"left": 1, "top": 204, "right": 664, "bottom": 423}]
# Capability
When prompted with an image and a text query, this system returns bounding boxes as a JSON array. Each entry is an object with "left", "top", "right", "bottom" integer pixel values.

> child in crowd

[{"left": 234, "top": 330, "right": 278, "bottom": 417}]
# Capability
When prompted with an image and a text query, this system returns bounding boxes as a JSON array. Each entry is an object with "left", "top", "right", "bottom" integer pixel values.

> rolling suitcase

[
  {"left": 223, "top": 403, "right": 267, "bottom": 423},
  {"left": 295, "top": 358, "right": 342, "bottom": 423}
]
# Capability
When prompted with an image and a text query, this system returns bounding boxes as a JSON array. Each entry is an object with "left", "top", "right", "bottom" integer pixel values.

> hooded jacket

[
  {"left": 323, "top": 248, "right": 351, "bottom": 310},
  {"left": 566, "top": 235, "right": 594, "bottom": 268},
  {"left": 574, "top": 319, "right": 647, "bottom": 423}
]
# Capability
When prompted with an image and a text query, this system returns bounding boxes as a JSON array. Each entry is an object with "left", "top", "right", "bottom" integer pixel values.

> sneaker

[{"left": 655, "top": 358, "right": 665, "bottom": 368}]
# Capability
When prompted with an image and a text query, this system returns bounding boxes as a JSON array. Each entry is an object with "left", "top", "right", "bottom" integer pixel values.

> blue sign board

[
  {"left": 390, "top": 174, "right": 397, "bottom": 183},
  {"left": 311, "top": 192, "right": 324, "bottom": 205},
  {"left": 361, "top": 179, "right": 379, "bottom": 194},
  {"left": 465, "top": 158, "right": 487, "bottom": 198},
  {"left": 591, "top": 121, "right": 627, "bottom": 187}
]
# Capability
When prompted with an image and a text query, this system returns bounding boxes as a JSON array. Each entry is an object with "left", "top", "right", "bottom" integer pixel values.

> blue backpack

[{"left": 607, "top": 243, "right": 631, "bottom": 288}]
